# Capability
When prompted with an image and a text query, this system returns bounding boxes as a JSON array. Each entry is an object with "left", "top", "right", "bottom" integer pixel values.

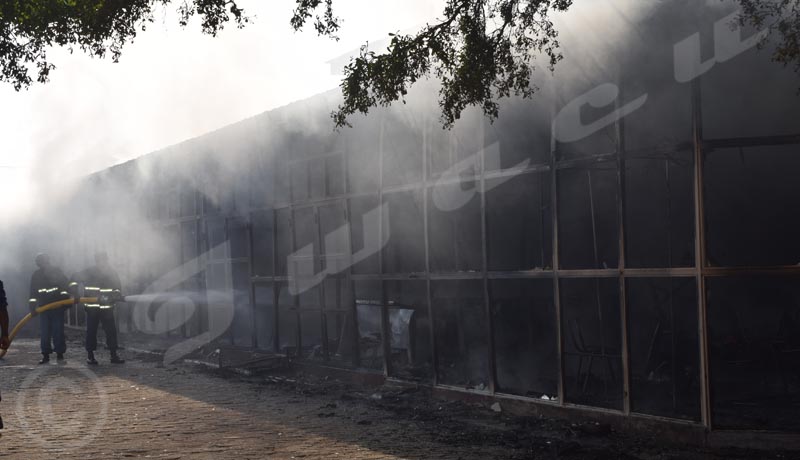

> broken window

[
  {"left": 163, "top": 223, "right": 182, "bottom": 271},
  {"left": 181, "top": 221, "right": 198, "bottom": 266},
  {"left": 286, "top": 126, "right": 337, "bottom": 159},
  {"left": 557, "top": 164, "right": 619, "bottom": 269},
  {"left": 354, "top": 280, "right": 384, "bottom": 371},
  {"left": 385, "top": 280, "right": 433, "bottom": 382},
  {"left": 427, "top": 182, "right": 483, "bottom": 272},
  {"left": 205, "top": 261, "right": 227, "bottom": 290},
  {"left": 382, "top": 191, "right": 425, "bottom": 274},
  {"left": 290, "top": 160, "right": 310, "bottom": 202},
  {"left": 274, "top": 158, "right": 290, "bottom": 205},
  {"left": 432, "top": 280, "right": 490, "bottom": 390},
  {"left": 325, "top": 154, "right": 345, "bottom": 197},
  {"left": 627, "top": 277, "right": 700, "bottom": 421},
  {"left": 205, "top": 181, "right": 234, "bottom": 216},
  {"left": 227, "top": 218, "right": 248, "bottom": 260},
  {"left": 625, "top": 152, "right": 695, "bottom": 268},
  {"left": 705, "top": 145, "right": 800, "bottom": 267},
  {"left": 484, "top": 96, "right": 551, "bottom": 170},
  {"left": 292, "top": 206, "right": 316, "bottom": 280},
  {"left": 233, "top": 170, "right": 251, "bottom": 215},
  {"left": 349, "top": 195, "right": 381, "bottom": 274},
  {"left": 702, "top": 46, "right": 800, "bottom": 140},
  {"left": 560, "top": 277, "right": 623, "bottom": 410},
  {"left": 276, "top": 282, "right": 298, "bottom": 356},
  {"left": 309, "top": 157, "right": 326, "bottom": 200},
  {"left": 205, "top": 261, "right": 230, "bottom": 339},
  {"left": 323, "top": 277, "right": 351, "bottom": 310},
  {"left": 299, "top": 305, "right": 324, "bottom": 361},
  {"left": 231, "top": 262, "right": 252, "bottom": 348},
  {"left": 325, "top": 309, "right": 356, "bottom": 366},
  {"left": 180, "top": 186, "right": 197, "bottom": 217},
  {"left": 707, "top": 276, "right": 800, "bottom": 431},
  {"left": 274, "top": 208, "right": 291, "bottom": 276},
  {"left": 254, "top": 284, "right": 275, "bottom": 352},
  {"left": 382, "top": 110, "right": 423, "bottom": 188},
  {"left": 427, "top": 119, "right": 454, "bottom": 179},
  {"left": 486, "top": 172, "right": 552, "bottom": 271},
  {"left": 621, "top": 43, "right": 691, "bottom": 152},
  {"left": 249, "top": 153, "right": 273, "bottom": 209},
  {"left": 491, "top": 279, "right": 558, "bottom": 399},
  {"left": 346, "top": 117, "right": 381, "bottom": 193},
  {"left": 428, "top": 107, "right": 483, "bottom": 179},
  {"left": 180, "top": 222, "right": 201, "bottom": 331},
  {"left": 348, "top": 148, "right": 380, "bottom": 193},
  {"left": 166, "top": 188, "right": 180, "bottom": 219},
  {"left": 318, "top": 202, "right": 348, "bottom": 275},
  {"left": 555, "top": 77, "right": 618, "bottom": 161},
  {"left": 293, "top": 206, "right": 316, "bottom": 249},
  {"left": 323, "top": 275, "right": 356, "bottom": 366},
  {"left": 206, "top": 218, "right": 226, "bottom": 261},
  {"left": 251, "top": 210, "right": 274, "bottom": 277},
  {"left": 161, "top": 224, "right": 186, "bottom": 337}
]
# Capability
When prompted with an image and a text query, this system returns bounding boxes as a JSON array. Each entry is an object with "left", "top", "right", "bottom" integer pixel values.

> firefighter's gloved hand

[
  {"left": 28, "top": 299, "right": 39, "bottom": 317},
  {"left": 98, "top": 290, "right": 123, "bottom": 306}
]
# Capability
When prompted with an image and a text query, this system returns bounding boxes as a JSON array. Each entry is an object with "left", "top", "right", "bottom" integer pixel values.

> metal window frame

[{"left": 126, "top": 71, "right": 800, "bottom": 432}]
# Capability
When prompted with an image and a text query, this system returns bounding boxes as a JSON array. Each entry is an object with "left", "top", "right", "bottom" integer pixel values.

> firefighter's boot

[
  {"left": 110, "top": 351, "right": 125, "bottom": 364},
  {"left": 87, "top": 351, "right": 98, "bottom": 366},
  {"left": 38, "top": 354, "right": 49, "bottom": 365}
]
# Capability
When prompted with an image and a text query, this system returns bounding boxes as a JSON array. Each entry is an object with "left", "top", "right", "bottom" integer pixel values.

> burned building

[{"left": 22, "top": 1, "right": 800, "bottom": 441}]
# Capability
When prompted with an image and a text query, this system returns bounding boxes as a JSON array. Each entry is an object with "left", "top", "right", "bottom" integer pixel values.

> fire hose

[{"left": 0, "top": 296, "right": 102, "bottom": 359}]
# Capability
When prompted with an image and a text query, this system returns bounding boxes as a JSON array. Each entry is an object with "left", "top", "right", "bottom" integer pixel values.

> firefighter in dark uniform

[
  {"left": 80, "top": 251, "right": 125, "bottom": 365},
  {"left": 29, "top": 253, "right": 69, "bottom": 364},
  {"left": 0, "top": 280, "right": 9, "bottom": 351},
  {"left": 0, "top": 279, "right": 10, "bottom": 430}
]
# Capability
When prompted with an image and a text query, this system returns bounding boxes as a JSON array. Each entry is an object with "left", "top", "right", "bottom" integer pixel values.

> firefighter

[
  {"left": 29, "top": 253, "right": 69, "bottom": 364},
  {"left": 79, "top": 251, "right": 124, "bottom": 365},
  {"left": 0, "top": 280, "right": 7, "bottom": 430},
  {"left": 0, "top": 280, "right": 8, "bottom": 351}
]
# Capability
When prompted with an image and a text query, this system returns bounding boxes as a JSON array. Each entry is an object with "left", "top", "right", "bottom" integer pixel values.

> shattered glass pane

[
  {"left": 486, "top": 172, "right": 553, "bottom": 271},
  {"left": 560, "top": 277, "right": 623, "bottom": 410},
  {"left": 627, "top": 277, "right": 700, "bottom": 420},
  {"left": 705, "top": 145, "right": 800, "bottom": 267},
  {"left": 432, "top": 280, "right": 490, "bottom": 390},
  {"left": 491, "top": 279, "right": 558, "bottom": 399},
  {"left": 557, "top": 165, "right": 619, "bottom": 269},
  {"left": 708, "top": 276, "right": 800, "bottom": 431}
]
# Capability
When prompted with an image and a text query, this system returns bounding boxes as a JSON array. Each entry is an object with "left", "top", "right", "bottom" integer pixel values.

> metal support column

[
  {"left": 692, "top": 79, "right": 712, "bottom": 429},
  {"left": 616, "top": 80, "right": 632, "bottom": 415}
]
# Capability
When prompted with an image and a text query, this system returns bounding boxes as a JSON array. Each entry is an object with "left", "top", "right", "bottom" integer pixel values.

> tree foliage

[
  {"left": 292, "top": 0, "right": 573, "bottom": 128},
  {"left": 293, "top": 0, "right": 800, "bottom": 128},
  {"left": 0, "top": 0, "right": 247, "bottom": 90},
  {"left": 0, "top": 1, "right": 798, "bottom": 129},
  {"left": 737, "top": 0, "right": 800, "bottom": 76}
]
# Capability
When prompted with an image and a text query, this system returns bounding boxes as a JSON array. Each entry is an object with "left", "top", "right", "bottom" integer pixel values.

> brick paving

[{"left": 0, "top": 339, "right": 517, "bottom": 459}]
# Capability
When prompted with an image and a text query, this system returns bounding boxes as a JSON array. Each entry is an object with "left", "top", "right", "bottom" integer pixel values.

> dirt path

[{"left": 0, "top": 339, "right": 791, "bottom": 459}]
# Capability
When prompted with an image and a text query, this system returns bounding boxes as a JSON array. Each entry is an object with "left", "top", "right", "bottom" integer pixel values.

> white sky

[{"left": 0, "top": 0, "right": 440, "bottom": 214}]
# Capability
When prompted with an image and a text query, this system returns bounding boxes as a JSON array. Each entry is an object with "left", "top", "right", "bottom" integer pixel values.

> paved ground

[
  {"left": 0, "top": 339, "right": 518, "bottom": 459},
  {"left": 0, "top": 338, "right": 794, "bottom": 459}
]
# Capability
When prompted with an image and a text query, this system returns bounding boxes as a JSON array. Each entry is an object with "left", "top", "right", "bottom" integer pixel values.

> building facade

[{"left": 45, "top": 2, "right": 800, "bottom": 437}]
